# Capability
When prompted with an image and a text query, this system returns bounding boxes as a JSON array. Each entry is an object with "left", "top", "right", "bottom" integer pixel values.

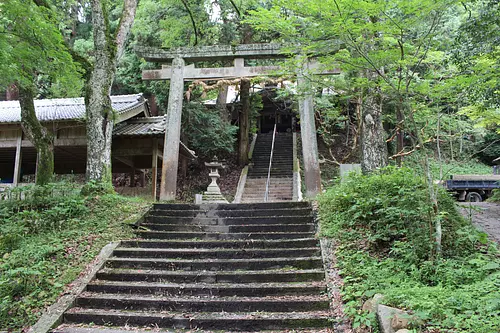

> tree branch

[
  {"left": 180, "top": 0, "right": 199, "bottom": 46},
  {"left": 115, "top": 0, "right": 139, "bottom": 61},
  {"left": 228, "top": 0, "right": 241, "bottom": 17}
]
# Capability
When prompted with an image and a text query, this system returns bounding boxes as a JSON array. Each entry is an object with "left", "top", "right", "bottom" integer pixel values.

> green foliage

[
  {"left": 490, "top": 190, "right": 500, "bottom": 203},
  {"left": 80, "top": 180, "right": 116, "bottom": 196},
  {"left": 318, "top": 167, "right": 500, "bottom": 332},
  {"left": 402, "top": 153, "right": 494, "bottom": 180},
  {"left": 0, "top": 0, "right": 82, "bottom": 95},
  {"left": 319, "top": 167, "right": 469, "bottom": 262},
  {"left": 182, "top": 101, "right": 238, "bottom": 159},
  {"left": 475, "top": 132, "right": 500, "bottom": 165},
  {"left": 249, "top": 93, "right": 264, "bottom": 134},
  {"left": 0, "top": 184, "right": 150, "bottom": 331}
]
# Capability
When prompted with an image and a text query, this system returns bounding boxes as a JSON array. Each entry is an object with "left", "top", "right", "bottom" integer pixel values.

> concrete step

[
  {"left": 245, "top": 180, "right": 293, "bottom": 183},
  {"left": 145, "top": 216, "right": 312, "bottom": 225},
  {"left": 105, "top": 256, "right": 323, "bottom": 271},
  {"left": 242, "top": 184, "right": 293, "bottom": 188},
  {"left": 96, "top": 268, "right": 325, "bottom": 283},
  {"left": 244, "top": 179, "right": 293, "bottom": 183},
  {"left": 243, "top": 187, "right": 293, "bottom": 191},
  {"left": 240, "top": 197, "right": 293, "bottom": 202},
  {"left": 134, "top": 231, "right": 314, "bottom": 240},
  {"left": 248, "top": 174, "right": 293, "bottom": 178},
  {"left": 149, "top": 208, "right": 311, "bottom": 218},
  {"left": 112, "top": 247, "right": 320, "bottom": 259},
  {"left": 153, "top": 202, "right": 309, "bottom": 211},
  {"left": 141, "top": 224, "right": 314, "bottom": 233},
  {"left": 75, "top": 294, "right": 330, "bottom": 312},
  {"left": 53, "top": 326, "right": 332, "bottom": 333},
  {"left": 64, "top": 309, "right": 331, "bottom": 330},
  {"left": 87, "top": 281, "right": 326, "bottom": 297},
  {"left": 120, "top": 238, "right": 318, "bottom": 249},
  {"left": 249, "top": 170, "right": 293, "bottom": 174},
  {"left": 241, "top": 191, "right": 291, "bottom": 195}
]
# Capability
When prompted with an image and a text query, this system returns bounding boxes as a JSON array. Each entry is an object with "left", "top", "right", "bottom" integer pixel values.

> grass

[
  {"left": 0, "top": 185, "right": 151, "bottom": 331},
  {"left": 318, "top": 167, "right": 500, "bottom": 332}
]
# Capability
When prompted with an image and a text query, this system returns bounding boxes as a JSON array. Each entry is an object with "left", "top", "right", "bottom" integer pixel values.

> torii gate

[{"left": 137, "top": 44, "right": 340, "bottom": 201}]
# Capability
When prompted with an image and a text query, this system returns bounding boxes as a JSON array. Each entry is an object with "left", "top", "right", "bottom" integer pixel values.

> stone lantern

[{"left": 201, "top": 156, "right": 228, "bottom": 203}]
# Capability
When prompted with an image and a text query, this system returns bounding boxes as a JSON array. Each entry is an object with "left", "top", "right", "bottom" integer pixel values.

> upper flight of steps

[
  {"left": 53, "top": 202, "right": 332, "bottom": 333},
  {"left": 242, "top": 132, "right": 294, "bottom": 203}
]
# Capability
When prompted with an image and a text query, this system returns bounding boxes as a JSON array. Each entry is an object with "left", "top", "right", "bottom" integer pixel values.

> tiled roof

[
  {"left": 113, "top": 117, "right": 197, "bottom": 159},
  {"left": 113, "top": 116, "right": 167, "bottom": 136},
  {"left": 0, "top": 94, "right": 147, "bottom": 123}
]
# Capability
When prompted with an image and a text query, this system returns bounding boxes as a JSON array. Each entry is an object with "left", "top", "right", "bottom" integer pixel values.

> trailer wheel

[{"left": 466, "top": 192, "right": 482, "bottom": 202}]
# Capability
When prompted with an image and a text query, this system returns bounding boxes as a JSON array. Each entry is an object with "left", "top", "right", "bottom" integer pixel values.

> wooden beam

[
  {"left": 137, "top": 43, "right": 286, "bottom": 62},
  {"left": 112, "top": 148, "right": 152, "bottom": 156},
  {"left": 13, "top": 131, "right": 22, "bottom": 186},
  {"left": 151, "top": 139, "right": 158, "bottom": 201}
]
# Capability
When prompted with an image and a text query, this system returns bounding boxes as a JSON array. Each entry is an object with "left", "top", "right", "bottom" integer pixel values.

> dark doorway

[{"left": 259, "top": 88, "right": 294, "bottom": 133}]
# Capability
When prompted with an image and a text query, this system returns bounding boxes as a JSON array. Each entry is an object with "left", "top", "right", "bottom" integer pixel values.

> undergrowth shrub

[
  {"left": 490, "top": 189, "right": 500, "bottom": 202},
  {"left": 318, "top": 167, "right": 500, "bottom": 332},
  {"left": 0, "top": 184, "right": 150, "bottom": 331},
  {"left": 319, "top": 167, "right": 471, "bottom": 263}
]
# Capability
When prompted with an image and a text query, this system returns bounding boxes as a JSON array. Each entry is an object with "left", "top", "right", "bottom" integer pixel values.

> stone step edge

[
  {"left": 53, "top": 326, "right": 332, "bottom": 333},
  {"left": 113, "top": 247, "right": 320, "bottom": 253},
  {"left": 77, "top": 293, "right": 329, "bottom": 302},
  {"left": 134, "top": 231, "right": 316, "bottom": 236},
  {"left": 121, "top": 238, "right": 317, "bottom": 245},
  {"left": 106, "top": 256, "right": 322, "bottom": 263},
  {"left": 97, "top": 267, "right": 325, "bottom": 276},
  {"left": 88, "top": 280, "right": 326, "bottom": 289},
  {"left": 64, "top": 308, "right": 332, "bottom": 320}
]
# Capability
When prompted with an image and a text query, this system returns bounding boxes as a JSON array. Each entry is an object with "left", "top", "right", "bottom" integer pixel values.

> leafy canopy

[{"left": 0, "top": 0, "right": 82, "bottom": 95}]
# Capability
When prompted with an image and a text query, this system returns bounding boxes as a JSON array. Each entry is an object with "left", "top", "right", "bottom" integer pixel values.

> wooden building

[{"left": 0, "top": 94, "right": 196, "bottom": 197}]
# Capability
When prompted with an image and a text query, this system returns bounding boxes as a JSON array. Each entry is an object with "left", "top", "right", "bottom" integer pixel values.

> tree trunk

[
  {"left": 239, "top": 79, "right": 250, "bottom": 166},
  {"left": 18, "top": 84, "right": 54, "bottom": 185},
  {"left": 361, "top": 84, "right": 388, "bottom": 173},
  {"left": 85, "top": 0, "right": 138, "bottom": 185},
  {"left": 396, "top": 105, "right": 404, "bottom": 167},
  {"left": 216, "top": 85, "right": 229, "bottom": 121}
]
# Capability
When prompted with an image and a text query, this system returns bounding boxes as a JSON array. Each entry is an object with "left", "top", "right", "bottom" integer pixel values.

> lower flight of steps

[{"left": 53, "top": 202, "right": 331, "bottom": 332}]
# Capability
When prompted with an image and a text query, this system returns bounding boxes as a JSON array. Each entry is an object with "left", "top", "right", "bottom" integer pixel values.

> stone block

[
  {"left": 377, "top": 304, "right": 410, "bottom": 333},
  {"left": 362, "top": 293, "right": 384, "bottom": 313}
]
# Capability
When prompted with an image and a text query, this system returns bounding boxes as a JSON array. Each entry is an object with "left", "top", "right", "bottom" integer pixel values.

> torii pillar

[
  {"left": 298, "top": 61, "right": 322, "bottom": 197},
  {"left": 160, "top": 57, "right": 185, "bottom": 201}
]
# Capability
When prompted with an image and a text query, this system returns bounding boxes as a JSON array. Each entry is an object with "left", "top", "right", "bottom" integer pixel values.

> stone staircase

[
  {"left": 242, "top": 133, "right": 294, "bottom": 203},
  {"left": 53, "top": 202, "right": 331, "bottom": 332}
]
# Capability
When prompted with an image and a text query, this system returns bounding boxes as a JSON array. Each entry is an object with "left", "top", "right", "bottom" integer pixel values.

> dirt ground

[{"left": 459, "top": 202, "right": 500, "bottom": 243}]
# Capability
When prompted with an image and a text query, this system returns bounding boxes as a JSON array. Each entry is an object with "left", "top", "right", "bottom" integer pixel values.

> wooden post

[
  {"left": 140, "top": 171, "right": 146, "bottom": 187},
  {"left": 239, "top": 78, "right": 250, "bottom": 165},
  {"left": 297, "top": 60, "right": 322, "bottom": 198},
  {"left": 13, "top": 131, "right": 22, "bottom": 186},
  {"left": 129, "top": 166, "right": 135, "bottom": 187},
  {"left": 151, "top": 139, "right": 158, "bottom": 201},
  {"left": 160, "top": 57, "right": 185, "bottom": 201}
]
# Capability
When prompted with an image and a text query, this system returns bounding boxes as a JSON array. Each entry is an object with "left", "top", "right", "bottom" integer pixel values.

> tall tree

[
  {"left": 246, "top": 0, "right": 461, "bottom": 253},
  {"left": 85, "top": 0, "right": 138, "bottom": 186},
  {"left": 0, "top": 0, "right": 81, "bottom": 185}
]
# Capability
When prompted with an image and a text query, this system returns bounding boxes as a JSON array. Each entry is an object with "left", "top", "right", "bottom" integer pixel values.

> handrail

[{"left": 264, "top": 124, "right": 277, "bottom": 202}]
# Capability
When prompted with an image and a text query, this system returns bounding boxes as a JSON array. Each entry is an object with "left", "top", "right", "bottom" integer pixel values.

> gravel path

[{"left": 459, "top": 202, "right": 500, "bottom": 243}]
